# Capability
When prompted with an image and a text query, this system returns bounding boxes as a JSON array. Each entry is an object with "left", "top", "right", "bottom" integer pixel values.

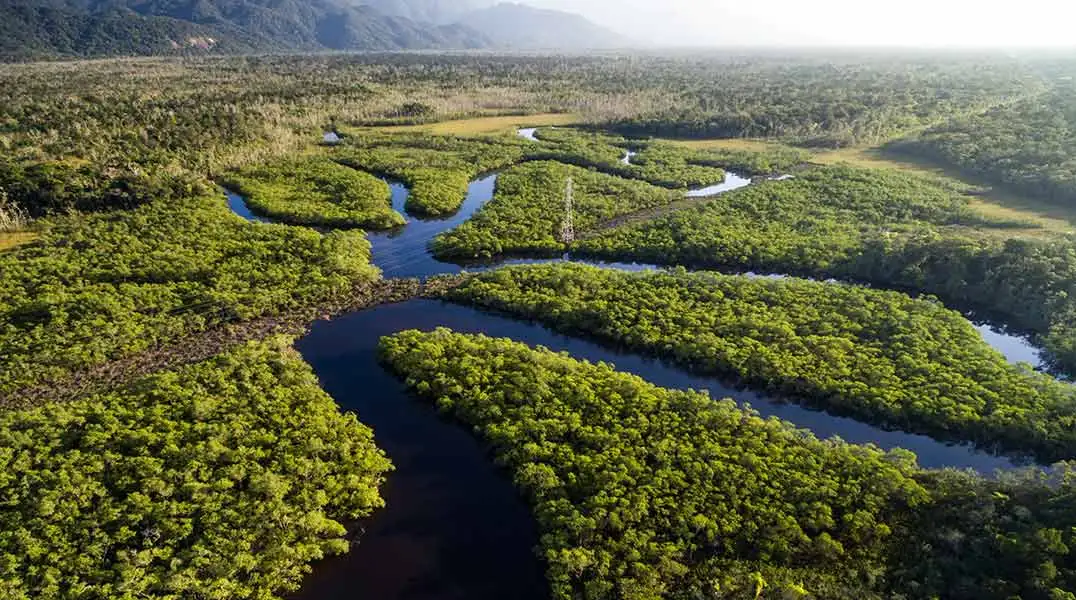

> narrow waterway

[
  {"left": 221, "top": 129, "right": 1058, "bottom": 599},
  {"left": 225, "top": 189, "right": 273, "bottom": 223}
]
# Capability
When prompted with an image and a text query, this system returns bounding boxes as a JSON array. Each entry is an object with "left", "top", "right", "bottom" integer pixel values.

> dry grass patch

[
  {"left": 664, "top": 137, "right": 791, "bottom": 153},
  {"left": 812, "top": 146, "right": 1076, "bottom": 234},
  {"left": 0, "top": 232, "right": 36, "bottom": 251},
  {"left": 370, "top": 112, "right": 583, "bottom": 137}
]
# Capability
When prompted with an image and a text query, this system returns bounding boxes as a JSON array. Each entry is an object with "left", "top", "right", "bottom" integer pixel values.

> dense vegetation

[
  {"left": 684, "top": 143, "right": 810, "bottom": 177},
  {"left": 380, "top": 327, "right": 929, "bottom": 599},
  {"left": 601, "top": 58, "right": 1043, "bottom": 147},
  {"left": 445, "top": 263, "right": 1076, "bottom": 461},
  {"left": 889, "top": 84, "right": 1076, "bottom": 209},
  {"left": 0, "top": 337, "right": 391, "bottom": 599},
  {"left": 0, "top": 53, "right": 1052, "bottom": 193},
  {"left": 381, "top": 328, "right": 1076, "bottom": 599},
  {"left": 0, "top": 195, "right": 379, "bottom": 395},
  {"left": 0, "top": 156, "right": 206, "bottom": 217},
  {"left": 0, "top": 0, "right": 491, "bottom": 60},
  {"left": 221, "top": 157, "right": 405, "bottom": 229},
  {"left": 3, "top": 51, "right": 1076, "bottom": 599},
  {"left": 527, "top": 127, "right": 728, "bottom": 187},
  {"left": 575, "top": 166, "right": 1076, "bottom": 375},
  {"left": 432, "top": 161, "right": 677, "bottom": 259},
  {"left": 333, "top": 132, "right": 527, "bottom": 216}
]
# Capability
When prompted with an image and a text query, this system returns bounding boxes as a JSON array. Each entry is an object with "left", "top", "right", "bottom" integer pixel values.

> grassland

[
  {"left": 0, "top": 231, "right": 36, "bottom": 251},
  {"left": 813, "top": 146, "right": 1076, "bottom": 234},
  {"left": 367, "top": 113, "right": 583, "bottom": 137}
]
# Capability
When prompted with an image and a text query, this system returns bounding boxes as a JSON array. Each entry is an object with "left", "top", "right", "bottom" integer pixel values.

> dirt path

[{"left": 4, "top": 276, "right": 467, "bottom": 410}]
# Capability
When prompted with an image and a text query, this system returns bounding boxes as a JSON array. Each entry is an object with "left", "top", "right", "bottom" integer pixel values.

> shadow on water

[
  {"left": 291, "top": 302, "right": 549, "bottom": 600},
  {"left": 369, "top": 174, "right": 499, "bottom": 279}
]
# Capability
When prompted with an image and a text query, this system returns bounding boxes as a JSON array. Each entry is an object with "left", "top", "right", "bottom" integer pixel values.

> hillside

[
  {"left": 0, "top": 0, "right": 491, "bottom": 59},
  {"left": 455, "top": 3, "right": 626, "bottom": 49},
  {"left": 361, "top": 0, "right": 496, "bottom": 25},
  {"left": 0, "top": 0, "right": 265, "bottom": 59}
]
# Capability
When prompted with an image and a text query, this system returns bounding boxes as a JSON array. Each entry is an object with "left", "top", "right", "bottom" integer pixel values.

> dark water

[
  {"left": 292, "top": 302, "right": 548, "bottom": 600},
  {"left": 292, "top": 298, "right": 1023, "bottom": 600},
  {"left": 368, "top": 175, "right": 497, "bottom": 279}
]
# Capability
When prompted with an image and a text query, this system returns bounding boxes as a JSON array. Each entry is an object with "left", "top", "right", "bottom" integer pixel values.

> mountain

[
  {"left": 0, "top": 0, "right": 627, "bottom": 59},
  {"left": 453, "top": 3, "right": 626, "bottom": 49},
  {"left": 361, "top": 0, "right": 627, "bottom": 49},
  {"left": 0, "top": 0, "right": 491, "bottom": 59},
  {"left": 361, "top": 0, "right": 495, "bottom": 25},
  {"left": 0, "top": 0, "right": 263, "bottom": 59}
]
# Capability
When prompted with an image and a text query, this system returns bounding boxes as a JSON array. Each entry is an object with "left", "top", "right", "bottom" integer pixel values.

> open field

[
  {"left": 813, "top": 146, "right": 1076, "bottom": 233},
  {"left": 666, "top": 137, "right": 795, "bottom": 154},
  {"left": 367, "top": 112, "right": 584, "bottom": 137}
]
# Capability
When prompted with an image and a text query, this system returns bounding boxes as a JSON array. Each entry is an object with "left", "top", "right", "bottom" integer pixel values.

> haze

[{"left": 531, "top": 0, "right": 1076, "bottom": 47}]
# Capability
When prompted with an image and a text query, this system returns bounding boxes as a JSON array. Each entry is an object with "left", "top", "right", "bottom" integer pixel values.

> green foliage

[
  {"left": 432, "top": 160, "right": 678, "bottom": 259},
  {"left": 0, "top": 54, "right": 1057, "bottom": 214},
  {"left": 575, "top": 165, "right": 1076, "bottom": 375},
  {"left": 0, "top": 157, "right": 206, "bottom": 217},
  {"left": 0, "top": 337, "right": 391, "bottom": 599},
  {"left": 528, "top": 127, "right": 728, "bottom": 187},
  {"left": 0, "top": 196, "right": 379, "bottom": 394},
  {"left": 890, "top": 467, "right": 1076, "bottom": 600},
  {"left": 601, "top": 58, "right": 1044, "bottom": 147},
  {"left": 380, "top": 328, "right": 929, "bottom": 600},
  {"left": 688, "top": 144, "right": 811, "bottom": 176},
  {"left": 334, "top": 133, "right": 526, "bottom": 216},
  {"left": 577, "top": 164, "right": 1023, "bottom": 272},
  {"left": 889, "top": 84, "right": 1076, "bottom": 209},
  {"left": 446, "top": 263, "right": 1076, "bottom": 462},
  {"left": 222, "top": 157, "right": 405, "bottom": 229},
  {"left": 381, "top": 328, "right": 1076, "bottom": 599}
]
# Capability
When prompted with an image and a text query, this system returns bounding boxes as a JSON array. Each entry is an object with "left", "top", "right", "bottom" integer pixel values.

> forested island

[{"left": 2, "top": 52, "right": 1076, "bottom": 600}]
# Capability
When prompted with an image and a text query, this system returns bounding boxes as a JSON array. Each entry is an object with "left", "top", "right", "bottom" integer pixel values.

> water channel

[{"left": 219, "top": 127, "right": 1055, "bottom": 599}]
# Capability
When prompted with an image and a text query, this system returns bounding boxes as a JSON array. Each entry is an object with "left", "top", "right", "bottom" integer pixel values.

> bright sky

[{"left": 530, "top": 0, "right": 1076, "bottom": 47}]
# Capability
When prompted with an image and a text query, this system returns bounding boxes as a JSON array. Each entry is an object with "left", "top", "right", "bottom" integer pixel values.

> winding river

[{"left": 221, "top": 127, "right": 1053, "bottom": 600}]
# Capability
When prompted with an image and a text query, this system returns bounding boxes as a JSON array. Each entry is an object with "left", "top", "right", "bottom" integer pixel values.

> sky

[{"left": 529, "top": 0, "right": 1076, "bottom": 48}]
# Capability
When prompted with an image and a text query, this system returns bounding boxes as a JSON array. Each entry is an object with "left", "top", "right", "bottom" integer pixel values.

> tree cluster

[
  {"left": 432, "top": 161, "right": 678, "bottom": 259},
  {"left": 221, "top": 156, "right": 405, "bottom": 230},
  {"left": 0, "top": 337, "right": 391, "bottom": 599},
  {"left": 0, "top": 194, "right": 379, "bottom": 395},
  {"left": 445, "top": 263, "right": 1076, "bottom": 462},
  {"left": 380, "top": 327, "right": 1076, "bottom": 599},
  {"left": 574, "top": 166, "right": 1076, "bottom": 376}
]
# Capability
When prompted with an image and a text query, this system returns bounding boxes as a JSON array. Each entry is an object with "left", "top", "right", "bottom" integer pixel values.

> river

[{"left": 219, "top": 128, "right": 1054, "bottom": 600}]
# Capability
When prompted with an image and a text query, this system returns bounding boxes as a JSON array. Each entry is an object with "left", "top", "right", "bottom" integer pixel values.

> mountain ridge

[
  {"left": 0, "top": 0, "right": 627, "bottom": 60},
  {"left": 455, "top": 2, "right": 627, "bottom": 49}
]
